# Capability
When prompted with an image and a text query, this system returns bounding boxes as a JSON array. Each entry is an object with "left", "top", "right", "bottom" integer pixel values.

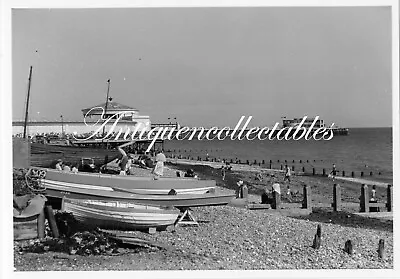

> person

[
  {"left": 117, "top": 141, "right": 136, "bottom": 175},
  {"left": 221, "top": 166, "right": 226, "bottom": 181},
  {"left": 55, "top": 159, "right": 63, "bottom": 171},
  {"left": 236, "top": 180, "right": 244, "bottom": 198},
  {"left": 184, "top": 169, "right": 196, "bottom": 178},
  {"left": 370, "top": 185, "right": 377, "bottom": 202},
  {"left": 63, "top": 163, "right": 71, "bottom": 172},
  {"left": 71, "top": 164, "right": 78, "bottom": 174},
  {"left": 272, "top": 180, "right": 281, "bottom": 195},
  {"left": 286, "top": 185, "right": 292, "bottom": 202},
  {"left": 152, "top": 150, "right": 166, "bottom": 179},
  {"left": 283, "top": 165, "right": 291, "bottom": 183},
  {"left": 329, "top": 164, "right": 337, "bottom": 180}
]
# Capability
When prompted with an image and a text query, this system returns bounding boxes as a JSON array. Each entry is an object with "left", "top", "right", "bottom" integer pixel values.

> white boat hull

[{"left": 63, "top": 199, "right": 180, "bottom": 230}]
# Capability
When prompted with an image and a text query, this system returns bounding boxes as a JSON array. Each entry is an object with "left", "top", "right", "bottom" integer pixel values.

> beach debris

[
  {"left": 344, "top": 240, "right": 353, "bottom": 255},
  {"left": 311, "top": 224, "right": 322, "bottom": 249},
  {"left": 378, "top": 239, "right": 385, "bottom": 259}
]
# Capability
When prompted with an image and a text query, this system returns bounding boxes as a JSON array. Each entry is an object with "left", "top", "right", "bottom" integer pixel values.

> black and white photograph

[{"left": 1, "top": 0, "right": 399, "bottom": 277}]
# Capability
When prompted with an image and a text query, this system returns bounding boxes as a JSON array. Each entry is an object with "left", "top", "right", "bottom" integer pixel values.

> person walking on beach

[
  {"left": 221, "top": 166, "right": 226, "bottom": 181},
  {"left": 329, "top": 164, "right": 337, "bottom": 180},
  {"left": 152, "top": 150, "right": 166, "bottom": 179},
  {"left": 283, "top": 165, "right": 291, "bottom": 183}
]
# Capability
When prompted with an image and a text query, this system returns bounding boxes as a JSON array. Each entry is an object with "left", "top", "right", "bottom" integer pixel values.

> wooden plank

[{"left": 247, "top": 203, "right": 271, "bottom": 210}]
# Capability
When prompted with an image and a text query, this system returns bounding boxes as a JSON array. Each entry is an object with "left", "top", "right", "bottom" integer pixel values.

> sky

[{"left": 12, "top": 7, "right": 392, "bottom": 128}]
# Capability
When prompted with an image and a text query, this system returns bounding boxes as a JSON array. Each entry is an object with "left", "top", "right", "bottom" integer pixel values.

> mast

[
  {"left": 23, "top": 66, "right": 33, "bottom": 139},
  {"left": 102, "top": 79, "right": 111, "bottom": 136}
]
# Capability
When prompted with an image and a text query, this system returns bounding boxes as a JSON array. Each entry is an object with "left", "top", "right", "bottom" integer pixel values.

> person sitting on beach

[
  {"left": 283, "top": 165, "right": 291, "bottom": 183},
  {"left": 71, "top": 164, "right": 78, "bottom": 174},
  {"left": 55, "top": 159, "right": 63, "bottom": 171},
  {"left": 261, "top": 188, "right": 273, "bottom": 204},
  {"left": 63, "top": 163, "right": 71, "bottom": 172},
  {"left": 184, "top": 169, "right": 196, "bottom": 178}
]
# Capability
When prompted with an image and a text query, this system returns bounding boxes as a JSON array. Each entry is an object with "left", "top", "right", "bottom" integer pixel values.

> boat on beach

[
  {"left": 41, "top": 168, "right": 217, "bottom": 191},
  {"left": 42, "top": 178, "right": 215, "bottom": 195},
  {"left": 62, "top": 198, "right": 180, "bottom": 230},
  {"left": 42, "top": 180, "right": 234, "bottom": 209}
]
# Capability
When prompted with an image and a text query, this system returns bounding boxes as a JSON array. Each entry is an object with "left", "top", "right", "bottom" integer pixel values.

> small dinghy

[{"left": 62, "top": 198, "right": 180, "bottom": 231}]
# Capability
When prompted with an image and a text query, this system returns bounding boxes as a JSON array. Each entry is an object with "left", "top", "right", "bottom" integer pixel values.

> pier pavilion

[{"left": 13, "top": 101, "right": 151, "bottom": 136}]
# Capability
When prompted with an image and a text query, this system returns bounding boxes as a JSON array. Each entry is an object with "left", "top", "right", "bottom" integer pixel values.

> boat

[
  {"left": 62, "top": 198, "right": 180, "bottom": 230},
  {"left": 40, "top": 179, "right": 234, "bottom": 209},
  {"left": 39, "top": 167, "right": 217, "bottom": 191},
  {"left": 42, "top": 178, "right": 215, "bottom": 195}
]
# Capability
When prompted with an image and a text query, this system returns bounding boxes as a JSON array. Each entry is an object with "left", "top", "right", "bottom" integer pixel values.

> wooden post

[
  {"left": 45, "top": 205, "right": 59, "bottom": 238},
  {"left": 302, "top": 166, "right": 305, "bottom": 172},
  {"left": 241, "top": 184, "right": 248, "bottom": 200},
  {"left": 272, "top": 191, "right": 281, "bottom": 209},
  {"left": 312, "top": 168, "right": 315, "bottom": 176},
  {"left": 344, "top": 240, "right": 353, "bottom": 255},
  {"left": 37, "top": 210, "right": 45, "bottom": 239},
  {"left": 342, "top": 170, "right": 345, "bottom": 177},
  {"left": 378, "top": 239, "right": 385, "bottom": 259},
  {"left": 360, "top": 184, "right": 369, "bottom": 213},
  {"left": 351, "top": 171, "right": 354, "bottom": 177},
  {"left": 322, "top": 168, "right": 326, "bottom": 176},
  {"left": 312, "top": 224, "right": 322, "bottom": 249},
  {"left": 302, "top": 185, "right": 312, "bottom": 210},
  {"left": 269, "top": 162, "right": 272, "bottom": 169},
  {"left": 333, "top": 184, "right": 341, "bottom": 212},
  {"left": 387, "top": 184, "right": 392, "bottom": 212}
]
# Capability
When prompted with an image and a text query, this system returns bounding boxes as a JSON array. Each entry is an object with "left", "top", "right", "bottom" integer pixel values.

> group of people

[
  {"left": 116, "top": 141, "right": 166, "bottom": 179},
  {"left": 55, "top": 159, "right": 78, "bottom": 173}
]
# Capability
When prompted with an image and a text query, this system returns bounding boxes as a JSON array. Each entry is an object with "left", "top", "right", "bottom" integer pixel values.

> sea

[{"left": 163, "top": 128, "right": 393, "bottom": 183}]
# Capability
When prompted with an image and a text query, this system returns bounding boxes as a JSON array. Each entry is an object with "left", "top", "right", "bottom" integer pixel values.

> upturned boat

[{"left": 62, "top": 198, "right": 180, "bottom": 230}]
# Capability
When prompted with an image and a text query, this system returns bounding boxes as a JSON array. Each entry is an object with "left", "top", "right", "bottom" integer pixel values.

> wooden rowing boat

[
  {"left": 42, "top": 178, "right": 215, "bottom": 195},
  {"left": 40, "top": 168, "right": 217, "bottom": 191},
  {"left": 62, "top": 198, "right": 180, "bottom": 230},
  {"left": 43, "top": 181, "right": 235, "bottom": 208}
]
